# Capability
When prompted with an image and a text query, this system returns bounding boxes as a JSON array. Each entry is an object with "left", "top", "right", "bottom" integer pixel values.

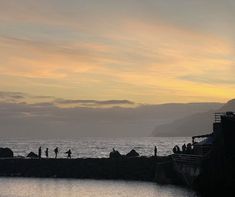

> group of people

[
  {"left": 38, "top": 147, "right": 72, "bottom": 159},
  {"left": 37, "top": 144, "right": 193, "bottom": 158},
  {"left": 172, "top": 143, "right": 193, "bottom": 154},
  {"left": 36, "top": 146, "right": 159, "bottom": 159}
]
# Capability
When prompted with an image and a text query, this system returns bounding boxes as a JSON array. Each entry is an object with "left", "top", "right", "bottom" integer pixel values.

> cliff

[{"left": 153, "top": 99, "right": 235, "bottom": 137}]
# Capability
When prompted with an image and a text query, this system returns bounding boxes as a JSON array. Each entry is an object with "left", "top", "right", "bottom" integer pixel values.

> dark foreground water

[{"left": 0, "top": 178, "right": 197, "bottom": 197}]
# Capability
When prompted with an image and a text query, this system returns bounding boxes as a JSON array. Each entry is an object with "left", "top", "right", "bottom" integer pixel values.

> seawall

[{"left": 0, "top": 157, "right": 161, "bottom": 181}]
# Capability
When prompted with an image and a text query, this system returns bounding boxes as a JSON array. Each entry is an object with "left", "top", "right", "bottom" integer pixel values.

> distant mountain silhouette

[
  {"left": 220, "top": 99, "right": 235, "bottom": 111},
  {"left": 0, "top": 101, "right": 222, "bottom": 138},
  {"left": 152, "top": 99, "right": 235, "bottom": 137}
]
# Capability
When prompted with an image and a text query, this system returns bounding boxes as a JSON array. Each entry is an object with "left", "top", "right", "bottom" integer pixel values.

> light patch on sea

[
  {"left": 0, "top": 137, "right": 191, "bottom": 158},
  {"left": 0, "top": 178, "right": 198, "bottom": 197}
]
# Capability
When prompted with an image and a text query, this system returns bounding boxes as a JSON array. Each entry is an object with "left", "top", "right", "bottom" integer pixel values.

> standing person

[
  {"left": 65, "top": 149, "right": 72, "bottom": 159},
  {"left": 38, "top": 147, "right": 42, "bottom": 159},
  {"left": 54, "top": 147, "right": 58, "bottom": 159},
  {"left": 45, "top": 148, "right": 49, "bottom": 158},
  {"left": 186, "top": 143, "right": 192, "bottom": 154},
  {"left": 154, "top": 146, "right": 157, "bottom": 157},
  {"left": 182, "top": 144, "right": 186, "bottom": 153}
]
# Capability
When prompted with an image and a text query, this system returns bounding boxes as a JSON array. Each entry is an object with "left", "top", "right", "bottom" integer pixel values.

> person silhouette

[
  {"left": 186, "top": 143, "right": 192, "bottom": 154},
  {"left": 182, "top": 144, "right": 187, "bottom": 153},
  {"left": 45, "top": 148, "right": 49, "bottom": 158},
  {"left": 38, "top": 147, "right": 42, "bottom": 159},
  {"left": 154, "top": 146, "right": 157, "bottom": 157},
  {"left": 173, "top": 145, "right": 180, "bottom": 154},
  {"left": 54, "top": 147, "right": 58, "bottom": 159},
  {"left": 66, "top": 149, "right": 72, "bottom": 159}
]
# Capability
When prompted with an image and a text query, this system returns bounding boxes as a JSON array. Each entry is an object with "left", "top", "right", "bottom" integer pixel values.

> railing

[
  {"left": 214, "top": 112, "right": 235, "bottom": 123},
  {"left": 192, "top": 145, "right": 212, "bottom": 156},
  {"left": 214, "top": 113, "right": 225, "bottom": 123},
  {"left": 171, "top": 154, "right": 204, "bottom": 165}
]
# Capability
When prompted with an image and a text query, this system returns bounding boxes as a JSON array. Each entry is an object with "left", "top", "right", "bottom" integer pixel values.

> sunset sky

[{"left": 1, "top": 0, "right": 235, "bottom": 105}]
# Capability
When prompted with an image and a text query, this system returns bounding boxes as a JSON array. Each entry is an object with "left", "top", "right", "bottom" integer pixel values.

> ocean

[
  {"left": 0, "top": 137, "right": 197, "bottom": 197},
  {"left": 0, "top": 137, "right": 191, "bottom": 158}
]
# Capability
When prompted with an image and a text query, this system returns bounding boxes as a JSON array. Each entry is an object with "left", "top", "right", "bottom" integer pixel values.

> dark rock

[
  {"left": 0, "top": 148, "right": 14, "bottom": 158},
  {"left": 27, "top": 152, "right": 38, "bottom": 158},
  {"left": 126, "top": 149, "right": 139, "bottom": 157},
  {"left": 109, "top": 149, "right": 122, "bottom": 159}
]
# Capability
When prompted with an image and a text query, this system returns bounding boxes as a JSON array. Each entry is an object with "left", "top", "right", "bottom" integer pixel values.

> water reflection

[{"left": 0, "top": 178, "right": 197, "bottom": 197}]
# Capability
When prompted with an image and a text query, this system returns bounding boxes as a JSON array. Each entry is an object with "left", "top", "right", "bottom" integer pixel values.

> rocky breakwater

[
  {"left": 0, "top": 147, "right": 183, "bottom": 185},
  {"left": 0, "top": 148, "right": 157, "bottom": 181},
  {"left": 0, "top": 156, "right": 157, "bottom": 181}
]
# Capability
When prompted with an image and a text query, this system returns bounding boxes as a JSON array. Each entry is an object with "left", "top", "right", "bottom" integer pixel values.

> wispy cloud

[
  {"left": 0, "top": 91, "right": 26, "bottom": 101},
  {"left": 0, "top": 91, "right": 135, "bottom": 108},
  {"left": 55, "top": 99, "right": 135, "bottom": 107}
]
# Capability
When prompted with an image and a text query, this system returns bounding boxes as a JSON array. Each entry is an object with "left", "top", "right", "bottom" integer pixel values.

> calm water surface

[
  {"left": 0, "top": 178, "right": 197, "bottom": 197},
  {"left": 0, "top": 137, "right": 191, "bottom": 158}
]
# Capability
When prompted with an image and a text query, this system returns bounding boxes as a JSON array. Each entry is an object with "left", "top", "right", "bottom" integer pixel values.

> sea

[{"left": 0, "top": 137, "right": 198, "bottom": 197}]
